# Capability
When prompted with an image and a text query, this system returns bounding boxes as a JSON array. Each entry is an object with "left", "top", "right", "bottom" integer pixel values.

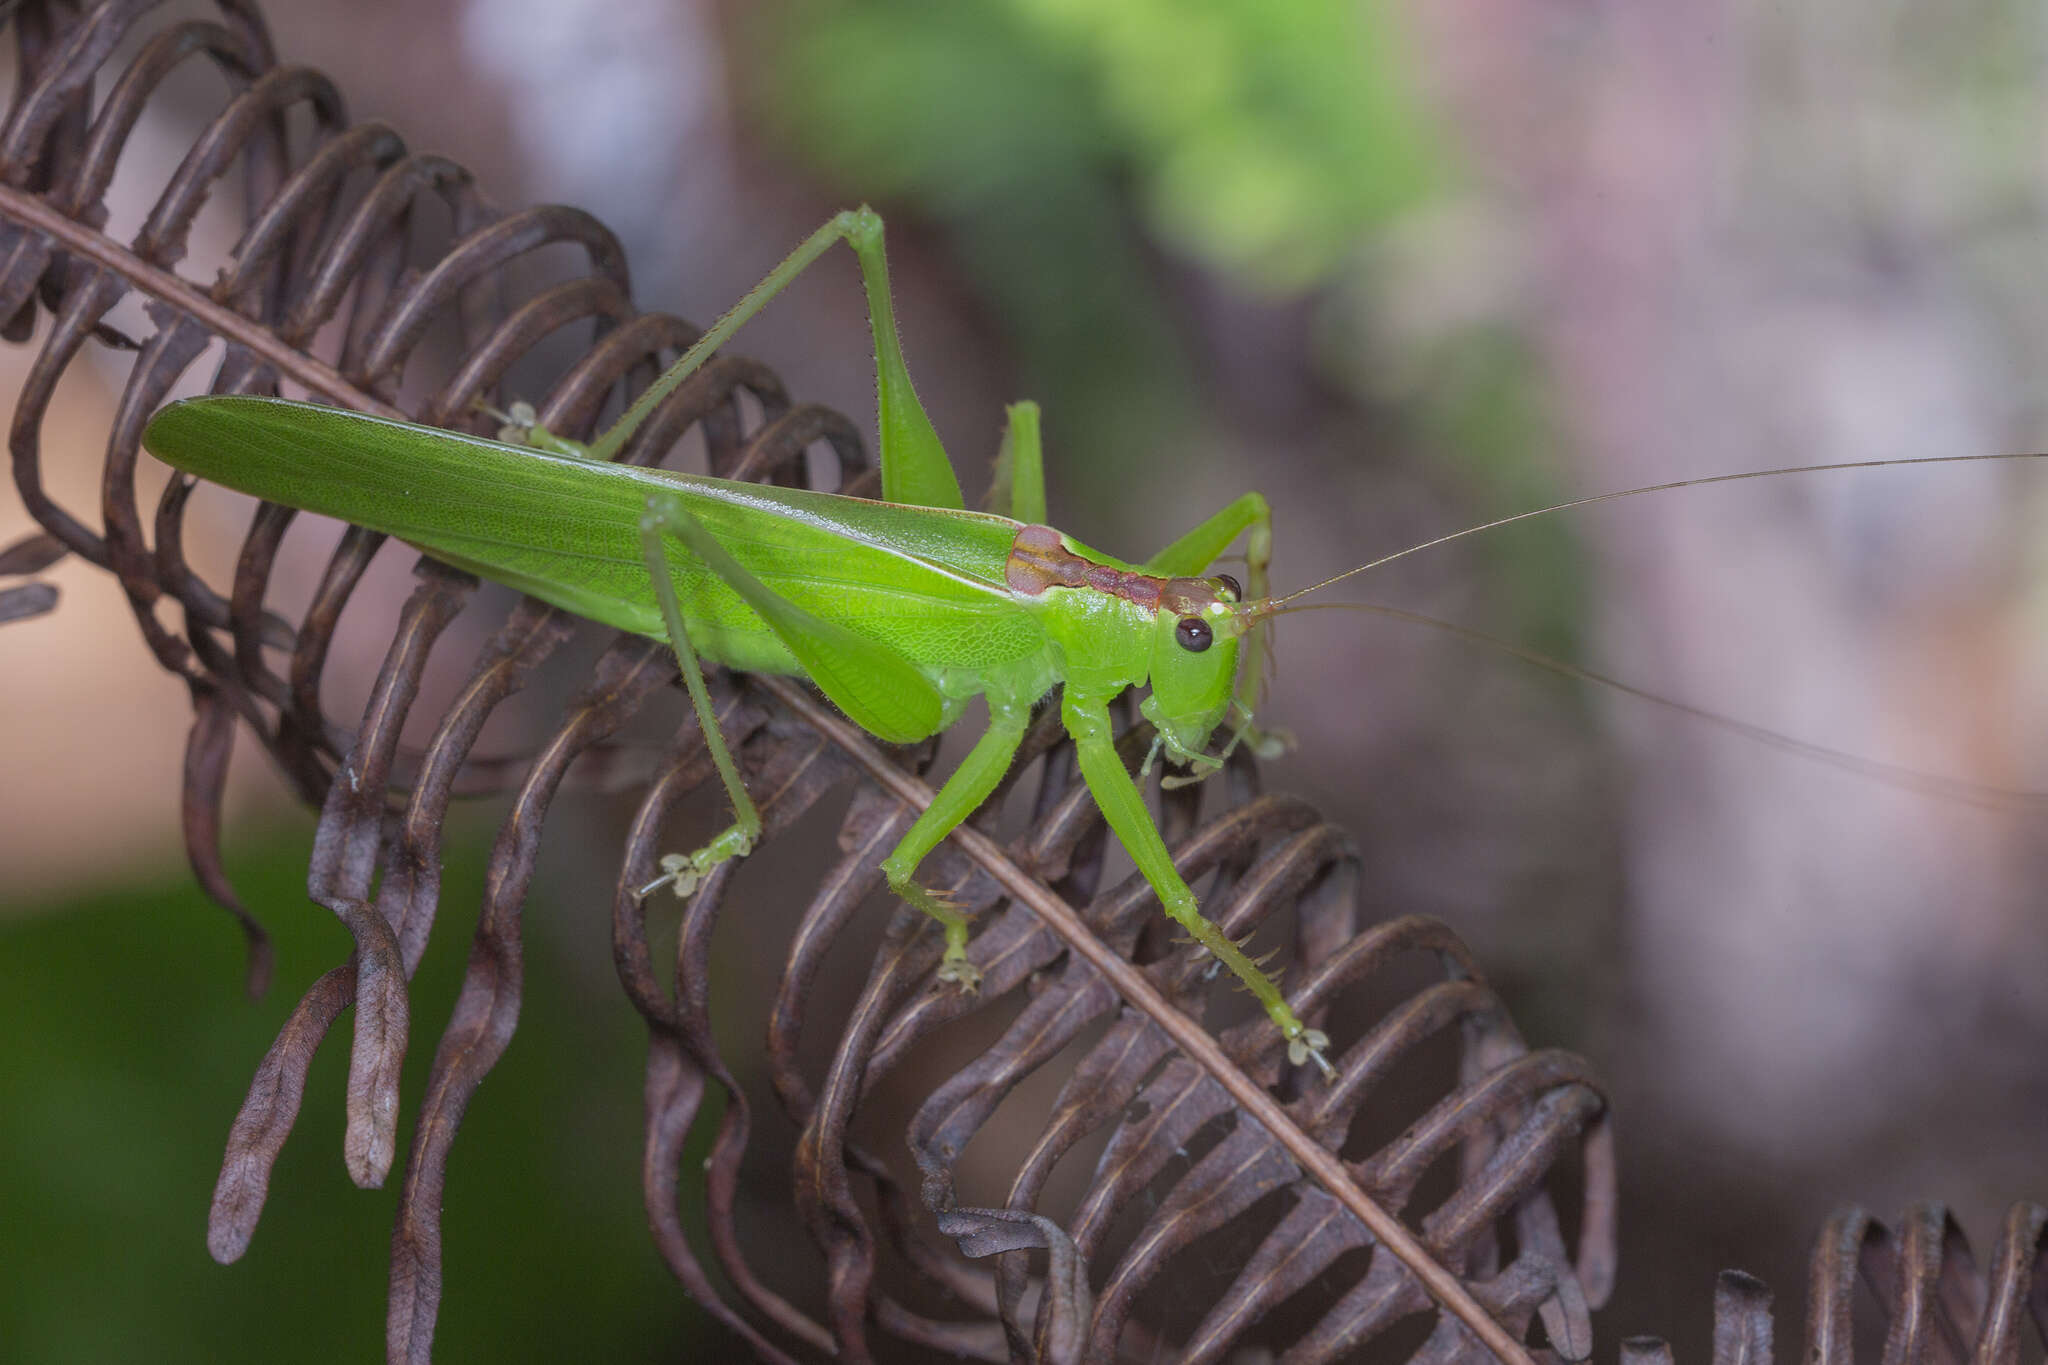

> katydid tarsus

[{"left": 142, "top": 207, "right": 2046, "bottom": 1082}]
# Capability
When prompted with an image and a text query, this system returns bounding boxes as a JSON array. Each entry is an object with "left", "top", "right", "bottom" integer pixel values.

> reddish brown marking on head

[
  {"left": 1006, "top": 524, "right": 1166, "bottom": 609},
  {"left": 1005, "top": 525, "right": 1244, "bottom": 621},
  {"left": 1003, "top": 524, "right": 1074, "bottom": 594}
]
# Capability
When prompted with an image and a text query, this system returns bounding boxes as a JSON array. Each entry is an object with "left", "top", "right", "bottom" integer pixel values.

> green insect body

[{"left": 143, "top": 207, "right": 1334, "bottom": 1074}]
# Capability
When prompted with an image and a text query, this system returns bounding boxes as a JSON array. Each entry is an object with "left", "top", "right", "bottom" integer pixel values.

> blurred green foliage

[
  {"left": 764, "top": 0, "right": 1439, "bottom": 291},
  {"left": 751, "top": 0, "right": 1445, "bottom": 499},
  {"left": 0, "top": 829, "right": 711, "bottom": 1363}
]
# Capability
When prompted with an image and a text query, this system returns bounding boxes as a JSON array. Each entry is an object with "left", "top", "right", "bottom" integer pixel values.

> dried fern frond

[
  {"left": 1623, "top": 1203, "right": 2048, "bottom": 1365},
  {"left": 1, "top": 3, "right": 1616, "bottom": 1362}
]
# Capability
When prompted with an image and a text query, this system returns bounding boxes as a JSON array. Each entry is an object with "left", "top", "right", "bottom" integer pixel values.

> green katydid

[
  {"left": 141, "top": 206, "right": 2045, "bottom": 1081},
  {"left": 144, "top": 206, "right": 1331, "bottom": 1071}
]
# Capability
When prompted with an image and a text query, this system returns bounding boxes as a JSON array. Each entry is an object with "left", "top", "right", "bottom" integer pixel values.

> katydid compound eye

[
  {"left": 1175, "top": 617, "right": 1213, "bottom": 652},
  {"left": 1215, "top": 573, "right": 1242, "bottom": 601}
]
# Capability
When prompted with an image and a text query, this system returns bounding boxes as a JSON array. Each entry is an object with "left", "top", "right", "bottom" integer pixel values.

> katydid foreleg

[
  {"left": 1140, "top": 491, "right": 1282, "bottom": 762},
  {"left": 1059, "top": 687, "right": 1334, "bottom": 1077}
]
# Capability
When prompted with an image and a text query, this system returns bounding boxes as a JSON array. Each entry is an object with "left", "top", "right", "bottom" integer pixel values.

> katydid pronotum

[{"left": 142, "top": 206, "right": 2045, "bottom": 1081}]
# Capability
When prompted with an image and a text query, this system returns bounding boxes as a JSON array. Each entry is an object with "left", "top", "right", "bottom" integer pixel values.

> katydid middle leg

[
  {"left": 632, "top": 484, "right": 953, "bottom": 896},
  {"left": 632, "top": 479, "right": 1032, "bottom": 983},
  {"left": 1060, "top": 685, "right": 1334, "bottom": 1076},
  {"left": 878, "top": 694, "right": 1034, "bottom": 991}
]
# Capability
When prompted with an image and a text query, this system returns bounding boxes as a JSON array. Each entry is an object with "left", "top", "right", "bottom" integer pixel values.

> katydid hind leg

[
  {"left": 1060, "top": 690, "right": 1333, "bottom": 1077},
  {"left": 838, "top": 207, "right": 967, "bottom": 511},
  {"left": 643, "top": 491, "right": 946, "bottom": 745},
  {"left": 575, "top": 207, "right": 966, "bottom": 516},
  {"left": 880, "top": 697, "right": 1033, "bottom": 991},
  {"left": 634, "top": 498, "right": 762, "bottom": 901}
]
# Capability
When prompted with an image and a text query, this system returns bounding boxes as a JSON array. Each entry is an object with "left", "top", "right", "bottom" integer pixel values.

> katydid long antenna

[
  {"left": 1223, "top": 448, "right": 2048, "bottom": 810},
  {"left": 1254, "top": 450, "right": 2048, "bottom": 613}
]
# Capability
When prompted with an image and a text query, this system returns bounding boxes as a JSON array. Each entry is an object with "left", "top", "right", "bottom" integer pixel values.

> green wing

[{"left": 144, "top": 398, "right": 1044, "bottom": 705}]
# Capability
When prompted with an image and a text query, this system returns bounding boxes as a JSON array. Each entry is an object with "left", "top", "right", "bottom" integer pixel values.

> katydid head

[{"left": 1140, "top": 575, "right": 1247, "bottom": 764}]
